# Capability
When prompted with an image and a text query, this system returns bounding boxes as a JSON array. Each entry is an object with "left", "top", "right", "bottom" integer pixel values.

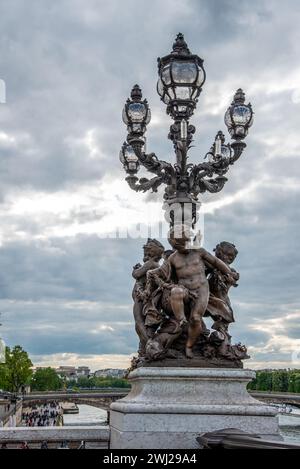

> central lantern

[{"left": 157, "top": 33, "right": 206, "bottom": 119}]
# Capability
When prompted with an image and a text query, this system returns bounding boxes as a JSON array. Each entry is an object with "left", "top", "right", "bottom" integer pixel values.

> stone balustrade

[{"left": 0, "top": 425, "right": 110, "bottom": 449}]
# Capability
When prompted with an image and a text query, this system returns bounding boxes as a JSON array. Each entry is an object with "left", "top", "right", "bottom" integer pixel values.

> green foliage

[
  {"left": 288, "top": 372, "right": 300, "bottom": 393},
  {"left": 31, "top": 367, "right": 63, "bottom": 391},
  {"left": 76, "top": 376, "right": 91, "bottom": 388},
  {"left": 0, "top": 346, "right": 33, "bottom": 392},
  {"left": 272, "top": 370, "right": 289, "bottom": 392},
  {"left": 67, "top": 376, "right": 130, "bottom": 390},
  {"left": 247, "top": 375, "right": 257, "bottom": 391},
  {"left": 247, "top": 369, "right": 300, "bottom": 393},
  {"left": 257, "top": 371, "right": 273, "bottom": 391}
]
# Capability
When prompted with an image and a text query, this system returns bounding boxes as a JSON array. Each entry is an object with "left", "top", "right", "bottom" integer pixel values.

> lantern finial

[
  {"left": 131, "top": 84, "right": 143, "bottom": 101},
  {"left": 172, "top": 33, "right": 190, "bottom": 55}
]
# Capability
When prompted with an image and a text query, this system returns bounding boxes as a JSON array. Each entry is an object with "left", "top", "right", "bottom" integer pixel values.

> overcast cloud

[{"left": 0, "top": 0, "right": 300, "bottom": 370}]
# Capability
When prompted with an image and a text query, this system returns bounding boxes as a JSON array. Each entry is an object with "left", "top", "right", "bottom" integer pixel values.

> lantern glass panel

[
  {"left": 125, "top": 146, "right": 138, "bottom": 162},
  {"left": 122, "top": 107, "right": 128, "bottom": 124},
  {"left": 196, "top": 66, "right": 205, "bottom": 86},
  {"left": 232, "top": 105, "right": 251, "bottom": 125},
  {"left": 119, "top": 149, "right": 125, "bottom": 164},
  {"left": 175, "top": 86, "right": 191, "bottom": 100},
  {"left": 128, "top": 102, "right": 146, "bottom": 122},
  {"left": 224, "top": 109, "right": 232, "bottom": 127},
  {"left": 157, "top": 79, "right": 164, "bottom": 97},
  {"left": 145, "top": 108, "right": 151, "bottom": 124},
  {"left": 162, "top": 64, "right": 171, "bottom": 85},
  {"left": 172, "top": 61, "right": 197, "bottom": 84}
]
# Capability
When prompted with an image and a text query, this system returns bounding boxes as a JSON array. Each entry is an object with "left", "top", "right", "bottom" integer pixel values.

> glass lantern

[
  {"left": 157, "top": 33, "right": 206, "bottom": 119},
  {"left": 119, "top": 143, "right": 140, "bottom": 174},
  {"left": 224, "top": 89, "right": 253, "bottom": 140},
  {"left": 122, "top": 84, "right": 151, "bottom": 138}
]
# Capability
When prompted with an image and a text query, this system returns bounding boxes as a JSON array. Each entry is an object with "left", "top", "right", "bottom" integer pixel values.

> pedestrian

[{"left": 20, "top": 441, "right": 30, "bottom": 449}]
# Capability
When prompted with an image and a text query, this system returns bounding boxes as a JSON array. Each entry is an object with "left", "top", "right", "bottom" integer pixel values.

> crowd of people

[{"left": 22, "top": 402, "right": 62, "bottom": 427}]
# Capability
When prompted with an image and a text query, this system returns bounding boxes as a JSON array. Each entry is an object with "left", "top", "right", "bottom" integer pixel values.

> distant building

[
  {"left": 94, "top": 369, "right": 126, "bottom": 379},
  {"left": 77, "top": 366, "right": 90, "bottom": 377},
  {"left": 56, "top": 366, "right": 91, "bottom": 382}
]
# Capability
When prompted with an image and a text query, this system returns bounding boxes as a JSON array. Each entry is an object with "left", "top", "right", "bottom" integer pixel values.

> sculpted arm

[
  {"left": 200, "top": 248, "right": 237, "bottom": 278},
  {"left": 146, "top": 259, "right": 171, "bottom": 288},
  {"left": 132, "top": 260, "right": 157, "bottom": 280}
]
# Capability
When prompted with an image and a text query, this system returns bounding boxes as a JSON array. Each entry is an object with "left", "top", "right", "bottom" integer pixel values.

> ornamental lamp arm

[{"left": 229, "top": 141, "right": 247, "bottom": 165}]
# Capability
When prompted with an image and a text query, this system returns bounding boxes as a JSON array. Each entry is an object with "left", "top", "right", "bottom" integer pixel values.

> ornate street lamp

[
  {"left": 157, "top": 32, "right": 205, "bottom": 120},
  {"left": 112, "top": 36, "right": 263, "bottom": 448},
  {"left": 224, "top": 88, "right": 253, "bottom": 140},
  {"left": 122, "top": 84, "right": 151, "bottom": 143},
  {"left": 120, "top": 33, "right": 253, "bottom": 228},
  {"left": 119, "top": 142, "right": 140, "bottom": 175}
]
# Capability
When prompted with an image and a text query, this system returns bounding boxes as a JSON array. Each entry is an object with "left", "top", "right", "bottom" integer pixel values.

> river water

[
  {"left": 63, "top": 404, "right": 300, "bottom": 444},
  {"left": 63, "top": 404, "right": 107, "bottom": 426}
]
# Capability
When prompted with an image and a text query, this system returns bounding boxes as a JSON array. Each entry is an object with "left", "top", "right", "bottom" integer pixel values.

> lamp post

[
  {"left": 110, "top": 35, "right": 278, "bottom": 451},
  {"left": 120, "top": 33, "right": 253, "bottom": 229}
]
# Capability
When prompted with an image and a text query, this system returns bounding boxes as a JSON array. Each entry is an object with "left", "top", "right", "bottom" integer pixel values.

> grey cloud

[{"left": 0, "top": 0, "right": 300, "bottom": 366}]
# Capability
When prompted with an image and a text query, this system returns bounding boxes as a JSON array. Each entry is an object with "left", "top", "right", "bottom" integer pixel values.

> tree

[
  {"left": 76, "top": 376, "right": 90, "bottom": 388},
  {"left": 256, "top": 371, "right": 273, "bottom": 391},
  {"left": 247, "top": 375, "right": 257, "bottom": 391},
  {"left": 289, "top": 372, "right": 300, "bottom": 393},
  {"left": 295, "top": 374, "right": 300, "bottom": 393},
  {"left": 272, "top": 370, "right": 289, "bottom": 392},
  {"left": 31, "top": 367, "right": 63, "bottom": 391},
  {"left": 0, "top": 346, "right": 33, "bottom": 392}
]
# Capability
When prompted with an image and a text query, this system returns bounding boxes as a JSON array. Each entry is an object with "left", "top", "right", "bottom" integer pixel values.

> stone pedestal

[{"left": 110, "top": 367, "right": 280, "bottom": 449}]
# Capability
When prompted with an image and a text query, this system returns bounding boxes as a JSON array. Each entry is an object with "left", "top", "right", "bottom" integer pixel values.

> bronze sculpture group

[
  {"left": 120, "top": 34, "right": 253, "bottom": 369},
  {"left": 131, "top": 228, "right": 249, "bottom": 368}
]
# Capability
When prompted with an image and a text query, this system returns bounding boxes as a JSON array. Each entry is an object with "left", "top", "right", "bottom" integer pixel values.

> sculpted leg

[
  {"left": 170, "top": 286, "right": 188, "bottom": 325},
  {"left": 186, "top": 318, "right": 203, "bottom": 358},
  {"left": 186, "top": 293, "right": 209, "bottom": 358},
  {"left": 133, "top": 301, "right": 148, "bottom": 348}
]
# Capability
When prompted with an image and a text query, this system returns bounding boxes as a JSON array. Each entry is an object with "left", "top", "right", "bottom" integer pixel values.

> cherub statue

[
  {"left": 141, "top": 227, "right": 238, "bottom": 360},
  {"left": 132, "top": 238, "right": 164, "bottom": 354},
  {"left": 166, "top": 227, "right": 239, "bottom": 358},
  {"left": 131, "top": 232, "right": 249, "bottom": 366},
  {"left": 206, "top": 241, "right": 246, "bottom": 359}
]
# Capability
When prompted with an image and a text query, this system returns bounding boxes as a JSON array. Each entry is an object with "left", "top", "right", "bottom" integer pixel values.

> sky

[{"left": 0, "top": 0, "right": 300, "bottom": 371}]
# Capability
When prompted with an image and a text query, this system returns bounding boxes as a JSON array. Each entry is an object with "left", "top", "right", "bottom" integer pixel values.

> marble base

[{"left": 110, "top": 367, "right": 280, "bottom": 449}]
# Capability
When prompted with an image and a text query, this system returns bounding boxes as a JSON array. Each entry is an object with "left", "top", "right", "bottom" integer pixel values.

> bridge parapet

[
  {"left": 0, "top": 426, "right": 109, "bottom": 449},
  {"left": 23, "top": 392, "right": 127, "bottom": 411}
]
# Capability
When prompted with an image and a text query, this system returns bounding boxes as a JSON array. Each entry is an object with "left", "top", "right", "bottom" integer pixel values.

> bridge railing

[{"left": 0, "top": 425, "right": 109, "bottom": 449}]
